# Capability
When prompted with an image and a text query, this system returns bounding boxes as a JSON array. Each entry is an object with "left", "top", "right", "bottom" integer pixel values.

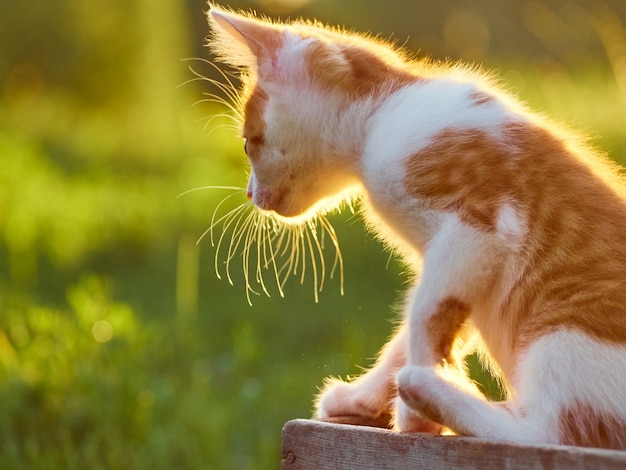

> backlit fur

[{"left": 207, "top": 3, "right": 626, "bottom": 448}]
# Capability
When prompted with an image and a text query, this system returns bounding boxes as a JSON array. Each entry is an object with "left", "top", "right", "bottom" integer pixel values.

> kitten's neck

[
  {"left": 324, "top": 96, "right": 388, "bottom": 177},
  {"left": 354, "top": 76, "right": 517, "bottom": 253},
  {"left": 324, "top": 87, "right": 420, "bottom": 180}
]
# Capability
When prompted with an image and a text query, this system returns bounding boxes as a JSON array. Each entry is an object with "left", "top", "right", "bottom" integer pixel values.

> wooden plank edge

[{"left": 281, "top": 419, "right": 626, "bottom": 470}]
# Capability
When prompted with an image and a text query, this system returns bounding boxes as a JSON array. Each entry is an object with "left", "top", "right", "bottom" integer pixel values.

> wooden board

[{"left": 281, "top": 419, "right": 626, "bottom": 470}]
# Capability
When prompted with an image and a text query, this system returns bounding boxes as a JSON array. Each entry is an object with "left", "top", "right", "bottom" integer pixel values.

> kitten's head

[{"left": 207, "top": 5, "right": 413, "bottom": 221}]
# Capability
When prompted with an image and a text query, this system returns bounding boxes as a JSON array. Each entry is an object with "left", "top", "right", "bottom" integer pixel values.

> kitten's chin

[
  {"left": 250, "top": 185, "right": 318, "bottom": 221},
  {"left": 256, "top": 194, "right": 349, "bottom": 225},
  {"left": 256, "top": 205, "right": 317, "bottom": 225}
]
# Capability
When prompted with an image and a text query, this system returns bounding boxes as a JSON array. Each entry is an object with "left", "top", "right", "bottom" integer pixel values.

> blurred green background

[{"left": 1, "top": 0, "right": 625, "bottom": 468}]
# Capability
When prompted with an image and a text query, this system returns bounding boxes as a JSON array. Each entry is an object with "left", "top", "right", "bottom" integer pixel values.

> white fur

[{"left": 517, "top": 330, "right": 626, "bottom": 416}]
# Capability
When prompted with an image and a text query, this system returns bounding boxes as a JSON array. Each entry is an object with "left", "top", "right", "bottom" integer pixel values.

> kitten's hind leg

[{"left": 397, "top": 365, "right": 542, "bottom": 442}]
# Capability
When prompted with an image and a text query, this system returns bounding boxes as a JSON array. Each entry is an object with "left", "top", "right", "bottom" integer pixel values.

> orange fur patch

[
  {"left": 426, "top": 297, "right": 471, "bottom": 365},
  {"left": 404, "top": 122, "right": 626, "bottom": 347},
  {"left": 404, "top": 128, "right": 513, "bottom": 231}
]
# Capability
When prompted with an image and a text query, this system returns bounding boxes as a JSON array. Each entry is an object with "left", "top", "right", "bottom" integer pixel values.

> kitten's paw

[
  {"left": 315, "top": 377, "right": 392, "bottom": 427},
  {"left": 397, "top": 365, "right": 445, "bottom": 424},
  {"left": 394, "top": 397, "right": 443, "bottom": 433}
]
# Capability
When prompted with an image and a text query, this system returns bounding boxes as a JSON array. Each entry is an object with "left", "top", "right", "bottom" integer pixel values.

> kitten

[{"left": 206, "top": 4, "right": 626, "bottom": 449}]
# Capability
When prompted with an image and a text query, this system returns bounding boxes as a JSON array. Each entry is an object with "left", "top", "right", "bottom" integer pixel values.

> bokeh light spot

[{"left": 92, "top": 320, "right": 113, "bottom": 343}]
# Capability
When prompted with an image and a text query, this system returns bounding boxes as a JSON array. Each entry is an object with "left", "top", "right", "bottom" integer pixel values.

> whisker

[
  {"left": 208, "top": 192, "right": 248, "bottom": 241},
  {"left": 224, "top": 209, "right": 257, "bottom": 285},
  {"left": 182, "top": 57, "right": 242, "bottom": 97},
  {"left": 241, "top": 213, "right": 262, "bottom": 305},
  {"left": 225, "top": 206, "right": 254, "bottom": 263},
  {"left": 254, "top": 217, "right": 271, "bottom": 297},
  {"left": 182, "top": 58, "right": 245, "bottom": 133},
  {"left": 197, "top": 112, "right": 239, "bottom": 128},
  {"left": 193, "top": 104, "right": 241, "bottom": 129},
  {"left": 275, "top": 227, "right": 296, "bottom": 291},
  {"left": 177, "top": 186, "right": 244, "bottom": 198},
  {"left": 202, "top": 120, "right": 239, "bottom": 138},
  {"left": 187, "top": 184, "right": 346, "bottom": 302},
  {"left": 303, "top": 228, "right": 320, "bottom": 303},
  {"left": 320, "top": 215, "right": 345, "bottom": 295},
  {"left": 299, "top": 227, "right": 307, "bottom": 286},
  {"left": 240, "top": 218, "right": 253, "bottom": 303},
  {"left": 202, "top": 81, "right": 244, "bottom": 113},
  {"left": 306, "top": 219, "right": 325, "bottom": 294},
  {"left": 194, "top": 192, "right": 246, "bottom": 246},
  {"left": 276, "top": 226, "right": 293, "bottom": 259},
  {"left": 193, "top": 95, "right": 241, "bottom": 118},
  {"left": 260, "top": 217, "right": 272, "bottom": 272},
  {"left": 181, "top": 57, "right": 242, "bottom": 98},
  {"left": 197, "top": 74, "right": 241, "bottom": 98},
  {"left": 215, "top": 205, "right": 251, "bottom": 284},
  {"left": 264, "top": 220, "right": 285, "bottom": 298}
]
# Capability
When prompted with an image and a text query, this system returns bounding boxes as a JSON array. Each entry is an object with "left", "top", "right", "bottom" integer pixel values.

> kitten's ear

[{"left": 208, "top": 6, "right": 282, "bottom": 77}]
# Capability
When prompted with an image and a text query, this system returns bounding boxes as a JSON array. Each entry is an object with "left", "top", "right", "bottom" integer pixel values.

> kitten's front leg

[
  {"left": 315, "top": 323, "right": 403, "bottom": 428},
  {"left": 394, "top": 293, "right": 473, "bottom": 432},
  {"left": 315, "top": 322, "right": 441, "bottom": 431},
  {"left": 396, "top": 218, "right": 497, "bottom": 432}
]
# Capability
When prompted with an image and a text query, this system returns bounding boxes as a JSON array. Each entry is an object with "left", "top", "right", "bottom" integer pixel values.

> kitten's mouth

[
  {"left": 249, "top": 183, "right": 314, "bottom": 221},
  {"left": 248, "top": 175, "right": 282, "bottom": 213},
  {"left": 253, "top": 196, "right": 309, "bottom": 221},
  {"left": 247, "top": 172, "right": 301, "bottom": 218}
]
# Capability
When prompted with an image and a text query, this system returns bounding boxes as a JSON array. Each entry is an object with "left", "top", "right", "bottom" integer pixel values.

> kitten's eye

[{"left": 243, "top": 135, "right": 264, "bottom": 160}]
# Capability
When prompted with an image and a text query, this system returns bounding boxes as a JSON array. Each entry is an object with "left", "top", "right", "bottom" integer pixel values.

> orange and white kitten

[{"left": 207, "top": 5, "right": 626, "bottom": 448}]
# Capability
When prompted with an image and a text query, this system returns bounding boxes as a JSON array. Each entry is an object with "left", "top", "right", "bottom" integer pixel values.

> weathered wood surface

[{"left": 281, "top": 419, "right": 626, "bottom": 470}]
